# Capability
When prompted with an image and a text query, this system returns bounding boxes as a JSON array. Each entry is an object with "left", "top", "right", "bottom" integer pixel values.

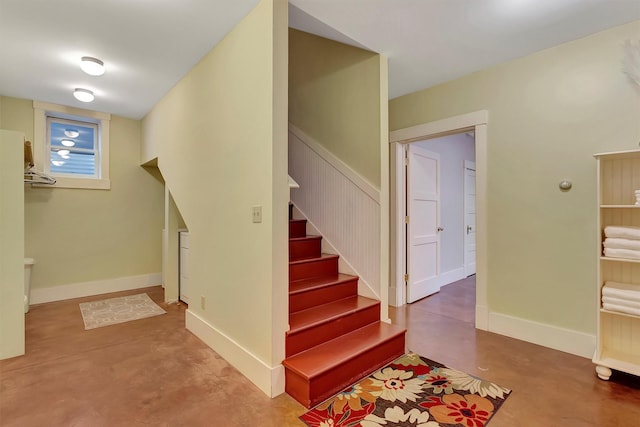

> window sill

[{"left": 34, "top": 177, "right": 111, "bottom": 190}]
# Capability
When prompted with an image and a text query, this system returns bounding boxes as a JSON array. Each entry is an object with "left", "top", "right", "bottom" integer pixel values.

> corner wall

[
  {"left": 0, "top": 96, "right": 164, "bottom": 302},
  {"left": 141, "top": 0, "right": 288, "bottom": 396},
  {"left": 289, "top": 29, "right": 382, "bottom": 187},
  {"left": 389, "top": 21, "right": 640, "bottom": 353}
]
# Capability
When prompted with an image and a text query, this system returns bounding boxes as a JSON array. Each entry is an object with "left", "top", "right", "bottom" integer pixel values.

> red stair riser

[
  {"left": 286, "top": 303, "right": 380, "bottom": 357},
  {"left": 289, "top": 237, "right": 322, "bottom": 261},
  {"left": 285, "top": 334, "right": 405, "bottom": 408},
  {"left": 289, "top": 220, "right": 306, "bottom": 238},
  {"left": 289, "top": 279, "right": 358, "bottom": 313},
  {"left": 289, "top": 257, "right": 338, "bottom": 282}
]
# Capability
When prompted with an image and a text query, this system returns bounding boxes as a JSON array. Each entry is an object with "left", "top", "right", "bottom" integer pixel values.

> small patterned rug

[
  {"left": 79, "top": 293, "right": 166, "bottom": 330},
  {"left": 300, "top": 353, "right": 511, "bottom": 427}
]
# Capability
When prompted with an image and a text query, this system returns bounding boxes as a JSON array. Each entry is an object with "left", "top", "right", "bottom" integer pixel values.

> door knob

[
  {"left": 467, "top": 225, "right": 472, "bottom": 234},
  {"left": 437, "top": 227, "right": 444, "bottom": 232}
]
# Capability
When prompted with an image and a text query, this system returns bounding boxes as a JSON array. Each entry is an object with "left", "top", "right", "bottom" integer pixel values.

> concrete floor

[{"left": 1, "top": 278, "right": 639, "bottom": 426}]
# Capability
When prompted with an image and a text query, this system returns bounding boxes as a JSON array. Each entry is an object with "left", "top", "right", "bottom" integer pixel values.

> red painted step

[
  {"left": 289, "top": 254, "right": 338, "bottom": 282},
  {"left": 289, "top": 219, "right": 307, "bottom": 238},
  {"left": 289, "top": 235, "right": 322, "bottom": 261},
  {"left": 286, "top": 296, "right": 380, "bottom": 357},
  {"left": 283, "top": 321, "right": 406, "bottom": 408},
  {"left": 289, "top": 274, "right": 358, "bottom": 313}
]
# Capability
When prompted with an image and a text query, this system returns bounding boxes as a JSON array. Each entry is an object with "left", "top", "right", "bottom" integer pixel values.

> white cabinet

[
  {"left": 179, "top": 231, "right": 190, "bottom": 304},
  {"left": 593, "top": 149, "right": 640, "bottom": 380}
]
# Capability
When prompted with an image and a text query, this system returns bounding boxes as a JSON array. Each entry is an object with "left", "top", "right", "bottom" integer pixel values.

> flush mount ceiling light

[
  {"left": 61, "top": 139, "right": 75, "bottom": 147},
  {"left": 57, "top": 149, "right": 70, "bottom": 156},
  {"left": 64, "top": 129, "right": 79, "bottom": 138},
  {"left": 80, "top": 56, "right": 105, "bottom": 76},
  {"left": 73, "top": 88, "right": 94, "bottom": 102}
]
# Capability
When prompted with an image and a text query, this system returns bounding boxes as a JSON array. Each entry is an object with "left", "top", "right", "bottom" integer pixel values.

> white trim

[
  {"left": 29, "top": 273, "right": 162, "bottom": 304},
  {"left": 185, "top": 310, "right": 285, "bottom": 397},
  {"left": 389, "top": 110, "right": 488, "bottom": 144},
  {"left": 389, "top": 111, "right": 488, "bottom": 333},
  {"left": 33, "top": 101, "right": 111, "bottom": 121},
  {"left": 288, "top": 124, "right": 380, "bottom": 204},
  {"left": 488, "top": 311, "right": 595, "bottom": 359},
  {"left": 475, "top": 304, "right": 489, "bottom": 330}
]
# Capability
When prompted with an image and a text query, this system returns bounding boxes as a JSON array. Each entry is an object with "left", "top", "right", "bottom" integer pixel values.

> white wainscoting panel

[{"left": 289, "top": 127, "right": 381, "bottom": 298}]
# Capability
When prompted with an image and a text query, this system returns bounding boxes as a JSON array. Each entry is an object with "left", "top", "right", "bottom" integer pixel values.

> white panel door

[
  {"left": 407, "top": 145, "right": 441, "bottom": 303},
  {"left": 464, "top": 161, "right": 476, "bottom": 276}
]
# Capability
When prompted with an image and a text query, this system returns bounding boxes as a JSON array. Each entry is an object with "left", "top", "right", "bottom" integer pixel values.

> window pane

[
  {"left": 47, "top": 116, "right": 99, "bottom": 178},
  {"left": 50, "top": 121, "right": 95, "bottom": 151},
  {"left": 50, "top": 151, "right": 95, "bottom": 175}
]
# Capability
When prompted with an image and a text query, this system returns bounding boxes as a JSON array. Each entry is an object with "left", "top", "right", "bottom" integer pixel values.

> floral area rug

[
  {"left": 79, "top": 293, "right": 166, "bottom": 330},
  {"left": 300, "top": 353, "right": 511, "bottom": 427}
]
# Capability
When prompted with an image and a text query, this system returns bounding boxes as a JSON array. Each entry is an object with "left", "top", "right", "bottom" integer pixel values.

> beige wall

[
  {"left": 289, "top": 29, "right": 382, "bottom": 186},
  {"left": 0, "top": 130, "right": 25, "bottom": 359},
  {"left": 390, "top": 21, "right": 640, "bottom": 334},
  {"left": 0, "top": 96, "right": 164, "bottom": 290},
  {"left": 141, "top": 0, "right": 288, "bottom": 382}
]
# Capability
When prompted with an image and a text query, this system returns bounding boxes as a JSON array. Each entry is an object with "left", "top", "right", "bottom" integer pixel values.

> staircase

[{"left": 283, "top": 211, "right": 406, "bottom": 408}]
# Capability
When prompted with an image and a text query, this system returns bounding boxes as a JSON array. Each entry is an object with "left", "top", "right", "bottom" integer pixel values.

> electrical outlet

[
  {"left": 200, "top": 296, "right": 206, "bottom": 310},
  {"left": 252, "top": 205, "right": 262, "bottom": 223}
]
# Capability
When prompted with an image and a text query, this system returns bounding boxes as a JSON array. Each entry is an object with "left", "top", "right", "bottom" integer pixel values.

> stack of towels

[
  {"left": 602, "top": 281, "right": 640, "bottom": 316},
  {"left": 603, "top": 226, "right": 640, "bottom": 260}
]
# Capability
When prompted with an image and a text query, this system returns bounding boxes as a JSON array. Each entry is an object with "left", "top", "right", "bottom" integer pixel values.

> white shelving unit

[{"left": 593, "top": 149, "right": 640, "bottom": 380}]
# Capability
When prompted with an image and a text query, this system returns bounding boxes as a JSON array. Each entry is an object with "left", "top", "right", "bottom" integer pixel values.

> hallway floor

[{"left": 1, "top": 280, "right": 639, "bottom": 426}]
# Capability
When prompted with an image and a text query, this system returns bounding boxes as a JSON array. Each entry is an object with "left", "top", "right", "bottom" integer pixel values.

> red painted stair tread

[
  {"left": 283, "top": 321, "right": 406, "bottom": 379},
  {"left": 289, "top": 273, "right": 356, "bottom": 294},
  {"left": 289, "top": 296, "right": 379, "bottom": 332}
]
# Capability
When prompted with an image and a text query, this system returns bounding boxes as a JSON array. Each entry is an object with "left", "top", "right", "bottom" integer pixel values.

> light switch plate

[{"left": 252, "top": 205, "right": 262, "bottom": 223}]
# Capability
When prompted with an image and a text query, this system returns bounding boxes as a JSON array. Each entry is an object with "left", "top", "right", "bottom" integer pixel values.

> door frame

[
  {"left": 389, "top": 110, "right": 489, "bottom": 330},
  {"left": 463, "top": 160, "right": 476, "bottom": 277}
]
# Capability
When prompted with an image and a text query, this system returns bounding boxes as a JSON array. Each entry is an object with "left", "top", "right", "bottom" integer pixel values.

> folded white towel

[
  {"left": 604, "top": 247, "right": 640, "bottom": 260},
  {"left": 604, "top": 281, "right": 640, "bottom": 291},
  {"left": 602, "top": 281, "right": 640, "bottom": 301},
  {"left": 604, "top": 226, "right": 640, "bottom": 240},
  {"left": 602, "top": 296, "right": 640, "bottom": 309},
  {"left": 603, "top": 238, "right": 640, "bottom": 251},
  {"left": 602, "top": 302, "right": 640, "bottom": 317}
]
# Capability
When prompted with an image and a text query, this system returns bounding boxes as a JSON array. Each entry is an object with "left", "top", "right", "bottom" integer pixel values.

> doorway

[
  {"left": 405, "top": 133, "right": 476, "bottom": 304},
  {"left": 389, "top": 110, "right": 489, "bottom": 330}
]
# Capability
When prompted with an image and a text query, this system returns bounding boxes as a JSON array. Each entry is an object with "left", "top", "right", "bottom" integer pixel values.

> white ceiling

[{"left": 1, "top": 0, "right": 639, "bottom": 119}]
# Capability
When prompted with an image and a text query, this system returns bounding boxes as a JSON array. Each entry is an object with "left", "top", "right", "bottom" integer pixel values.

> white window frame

[{"left": 33, "top": 101, "right": 111, "bottom": 190}]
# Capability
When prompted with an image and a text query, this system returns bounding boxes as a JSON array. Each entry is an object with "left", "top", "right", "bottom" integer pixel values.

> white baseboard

[
  {"left": 488, "top": 311, "right": 595, "bottom": 359},
  {"left": 388, "top": 285, "right": 400, "bottom": 307},
  {"left": 30, "top": 273, "right": 162, "bottom": 304},
  {"left": 185, "top": 310, "right": 285, "bottom": 398},
  {"left": 438, "top": 268, "right": 466, "bottom": 288},
  {"left": 475, "top": 304, "right": 489, "bottom": 331}
]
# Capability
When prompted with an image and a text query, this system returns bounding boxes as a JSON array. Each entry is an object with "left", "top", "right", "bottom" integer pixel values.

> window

[
  {"left": 48, "top": 117, "right": 99, "bottom": 177},
  {"left": 34, "top": 101, "right": 110, "bottom": 189}
]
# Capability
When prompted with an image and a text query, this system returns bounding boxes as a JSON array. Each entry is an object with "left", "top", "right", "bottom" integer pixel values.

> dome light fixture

[
  {"left": 73, "top": 88, "right": 94, "bottom": 102},
  {"left": 80, "top": 56, "right": 105, "bottom": 76},
  {"left": 61, "top": 139, "right": 76, "bottom": 147},
  {"left": 64, "top": 129, "right": 80, "bottom": 138},
  {"left": 57, "top": 149, "right": 70, "bottom": 156}
]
